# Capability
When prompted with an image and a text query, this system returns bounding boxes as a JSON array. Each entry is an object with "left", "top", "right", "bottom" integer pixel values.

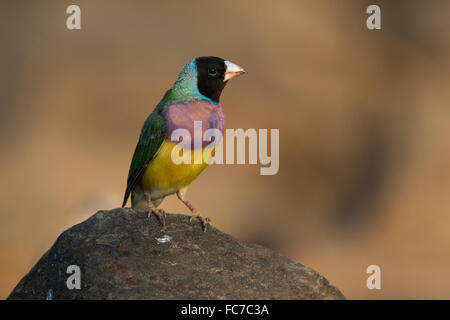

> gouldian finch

[{"left": 122, "top": 57, "right": 245, "bottom": 231}]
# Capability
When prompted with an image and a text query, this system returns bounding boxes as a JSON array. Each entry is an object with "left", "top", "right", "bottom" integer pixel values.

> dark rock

[{"left": 8, "top": 208, "right": 344, "bottom": 300}]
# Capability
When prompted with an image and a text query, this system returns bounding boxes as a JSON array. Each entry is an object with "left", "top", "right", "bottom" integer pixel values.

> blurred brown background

[{"left": 1, "top": 0, "right": 450, "bottom": 299}]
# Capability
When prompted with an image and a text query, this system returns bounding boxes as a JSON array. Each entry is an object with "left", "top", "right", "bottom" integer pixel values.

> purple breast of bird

[{"left": 164, "top": 100, "right": 225, "bottom": 149}]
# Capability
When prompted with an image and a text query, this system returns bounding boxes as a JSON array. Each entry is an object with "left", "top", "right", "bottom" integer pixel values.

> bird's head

[{"left": 174, "top": 56, "right": 245, "bottom": 104}]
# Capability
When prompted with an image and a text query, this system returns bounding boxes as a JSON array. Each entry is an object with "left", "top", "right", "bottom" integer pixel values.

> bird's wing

[{"left": 122, "top": 103, "right": 167, "bottom": 207}]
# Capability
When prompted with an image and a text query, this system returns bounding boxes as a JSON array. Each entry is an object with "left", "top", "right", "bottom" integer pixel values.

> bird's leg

[
  {"left": 144, "top": 192, "right": 166, "bottom": 226},
  {"left": 176, "top": 188, "right": 210, "bottom": 232}
]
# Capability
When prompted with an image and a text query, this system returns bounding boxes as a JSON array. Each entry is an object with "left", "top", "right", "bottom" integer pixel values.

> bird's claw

[
  {"left": 148, "top": 208, "right": 167, "bottom": 226},
  {"left": 189, "top": 214, "right": 211, "bottom": 232}
]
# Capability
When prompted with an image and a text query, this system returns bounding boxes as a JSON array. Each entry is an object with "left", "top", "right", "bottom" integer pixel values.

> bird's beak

[{"left": 224, "top": 61, "right": 245, "bottom": 82}]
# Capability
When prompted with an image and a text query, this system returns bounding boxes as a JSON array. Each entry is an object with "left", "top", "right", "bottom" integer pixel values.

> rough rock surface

[{"left": 8, "top": 208, "right": 344, "bottom": 300}]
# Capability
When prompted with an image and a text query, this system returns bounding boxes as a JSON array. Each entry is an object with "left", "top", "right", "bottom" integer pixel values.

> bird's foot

[
  {"left": 148, "top": 208, "right": 167, "bottom": 226},
  {"left": 189, "top": 214, "right": 211, "bottom": 232}
]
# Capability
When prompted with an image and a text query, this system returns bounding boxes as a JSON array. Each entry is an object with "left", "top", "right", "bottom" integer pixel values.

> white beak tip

[{"left": 224, "top": 60, "right": 245, "bottom": 81}]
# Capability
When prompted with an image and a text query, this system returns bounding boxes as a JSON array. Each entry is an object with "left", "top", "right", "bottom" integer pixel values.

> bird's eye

[{"left": 208, "top": 67, "right": 217, "bottom": 76}]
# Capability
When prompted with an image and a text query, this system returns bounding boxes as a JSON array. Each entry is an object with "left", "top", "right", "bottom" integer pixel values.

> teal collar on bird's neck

[{"left": 171, "top": 60, "right": 220, "bottom": 105}]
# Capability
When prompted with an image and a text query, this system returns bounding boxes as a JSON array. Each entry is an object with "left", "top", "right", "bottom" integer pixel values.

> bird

[{"left": 122, "top": 56, "right": 245, "bottom": 231}]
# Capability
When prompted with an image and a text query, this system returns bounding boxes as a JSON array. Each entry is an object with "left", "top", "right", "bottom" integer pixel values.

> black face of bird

[{"left": 195, "top": 56, "right": 245, "bottom": 103}]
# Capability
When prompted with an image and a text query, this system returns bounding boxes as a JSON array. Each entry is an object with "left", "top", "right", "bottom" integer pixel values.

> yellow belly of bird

[{"left": 140, "top": 139, "right": 214, "bottom": 200}]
